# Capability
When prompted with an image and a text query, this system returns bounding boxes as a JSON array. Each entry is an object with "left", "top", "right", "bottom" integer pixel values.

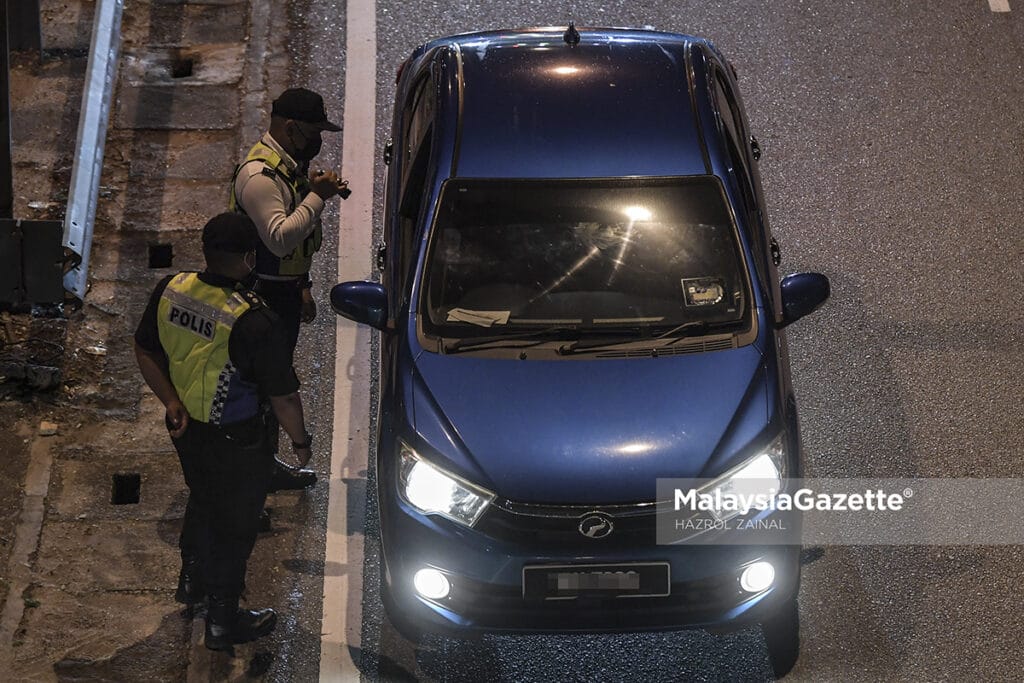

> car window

[
  {"left": 402, "top": 77, "right": 433, "bottom": 186},
  {"left": 419, "top": 177, "right": 751, "bottom": 340},
  {"left": 712, "top": 69, "right": 771, "bottom": 292},
  {"left": 398, "top": 76, "right": 435, "bottom": 293},
  {"left": 712, "top": 72, "right": 757, "bottom": 216}
]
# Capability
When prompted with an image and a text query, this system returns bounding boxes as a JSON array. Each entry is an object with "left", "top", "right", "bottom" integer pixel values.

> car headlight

[
  {"left": 695, "top": 432, "right": 787, "bottom": 523},
  {"left": 398, "top": 441, "right": 495, "bottom": 527}
]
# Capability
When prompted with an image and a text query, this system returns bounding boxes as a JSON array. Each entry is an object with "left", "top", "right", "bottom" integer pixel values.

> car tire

[{"left": 761, "top": 599, "right": 800, "bottom": 679}]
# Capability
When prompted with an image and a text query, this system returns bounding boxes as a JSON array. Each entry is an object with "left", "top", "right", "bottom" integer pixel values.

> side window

[
  {"left": 401, "top": 77, "right": 434, "bottom": 190},
  {"left": 397, "top": 76, "right": 435, "bottom": 295},
  {"left": 713, "top": 70, "right": 771, "bottom": 290},
  {"left": 713, "top": 72, "right": 756, "bottom": 216}
]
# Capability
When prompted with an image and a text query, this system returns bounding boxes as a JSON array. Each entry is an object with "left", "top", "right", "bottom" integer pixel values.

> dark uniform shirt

[{"left": 134, "top": 272, "right": 299, "bottom": 398}]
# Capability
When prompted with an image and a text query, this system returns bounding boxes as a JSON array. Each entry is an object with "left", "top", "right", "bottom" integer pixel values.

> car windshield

[{"left": 420, "top": 177, "right": 751, "bottom": 344}]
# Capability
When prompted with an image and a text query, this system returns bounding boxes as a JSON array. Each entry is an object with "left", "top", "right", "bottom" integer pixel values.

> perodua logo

[{"left": 578, "top": 513, "right": 614, "bottom": 539}]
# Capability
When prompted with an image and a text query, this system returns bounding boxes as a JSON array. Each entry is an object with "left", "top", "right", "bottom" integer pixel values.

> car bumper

[{"left": 379, "top": 494, "right": 800, "bottom": 637}]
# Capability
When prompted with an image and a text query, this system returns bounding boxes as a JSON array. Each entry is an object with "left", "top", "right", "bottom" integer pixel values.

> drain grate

[
  {"left": 111, "top": 473, "right": 141, "bottom": 505},
  {"left": 148, "top": 243, "right": 173, "bottom": 268},
  {"left": 171, "top": 57, "right": 194, "bottom": 78}
]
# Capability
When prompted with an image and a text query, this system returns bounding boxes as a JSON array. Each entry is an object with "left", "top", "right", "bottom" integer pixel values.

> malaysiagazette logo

[
  {"left": 674, "top": 487, "right": 908, "bottom": 515},
  {"left": 657, "top": 478, "right": 1022, "bottom": 546}
]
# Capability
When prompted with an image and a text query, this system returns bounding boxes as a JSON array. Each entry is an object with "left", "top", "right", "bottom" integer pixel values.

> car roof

[{"left": 434, "top": 27, "right": 712, "bottom": 179}]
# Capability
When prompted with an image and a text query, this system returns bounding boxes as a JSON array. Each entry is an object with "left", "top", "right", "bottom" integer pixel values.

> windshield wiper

[
  {"left": 657, "top": 320, "right": 709, "bottom": 344},
  {"left": 558, "top": 320, "right": 737, "bottom": 355},
  {"left": 556, "top": 331, "right": 646, "bottom": 355},
  {"left": 443, "top": 326, "right": 580, "bottom": 354},
  {"left": 659, "top": 319, "right": 745, "bottom": 345}
]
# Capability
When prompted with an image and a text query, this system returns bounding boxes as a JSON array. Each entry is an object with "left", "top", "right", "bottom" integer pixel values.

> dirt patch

[
  {"left": 52, "top": 609, "right": 193, "bottom": 683},
  {"left": 14, "top": 589, "right": 192, "bottom": 680}
]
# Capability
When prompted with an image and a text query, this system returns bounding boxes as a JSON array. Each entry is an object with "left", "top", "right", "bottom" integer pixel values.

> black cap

[
  {"left": 201, "top": 212, "right": 259, "bottom": 253},
  {"left": 271, "top": 87, "right": 342, "bottom": 131}
]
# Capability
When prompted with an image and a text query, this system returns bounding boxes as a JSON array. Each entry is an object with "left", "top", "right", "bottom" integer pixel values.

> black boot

[
  {"left": 175, "top": 556, "right": 205, "bottom": 606},
  {"left": 258, "top": 507, "right": 272, "bottom": 533},
  {"left": 267, "top": 458, "right": 316, "bottom": 492},
  {"left": 204, "top": 595, "right": 277, "bottom": 651}
]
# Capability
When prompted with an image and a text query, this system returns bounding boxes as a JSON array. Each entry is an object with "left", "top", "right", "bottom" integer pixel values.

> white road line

[
  {"left": 989, "top": 0, "right": 1010, "bottom": 12},
  {"left": 320, "top": 1, "right": 377, "bottom": 681}
]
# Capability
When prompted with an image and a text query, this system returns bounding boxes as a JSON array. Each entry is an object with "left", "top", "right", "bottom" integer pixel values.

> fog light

[
  {"left": 413, "top": 568, "right": 450, "bottom": 600},
  {"left": 740, "top": 561, "right": 775, "bottom": 593}
]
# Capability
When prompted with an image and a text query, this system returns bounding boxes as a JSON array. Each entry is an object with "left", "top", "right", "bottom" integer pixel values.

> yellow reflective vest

[
  {"left": 156, "top": 272, "right": 260, "bottom": 424},
  {"left": 229, "top": 141, "right": 323, "bottom": 277}
]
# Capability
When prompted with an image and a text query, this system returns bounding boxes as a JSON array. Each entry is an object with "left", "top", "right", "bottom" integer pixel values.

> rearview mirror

[
  {"left": 779, "top": 273, "right": 830, "bottom": 326},
  {"left": 330, "top": 281, "right": 388, "bottom": 330}
]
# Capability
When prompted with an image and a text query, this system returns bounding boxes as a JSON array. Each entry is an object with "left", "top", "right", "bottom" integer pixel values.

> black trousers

[
  {"left": 172, "top": 418, "right": 273, "bottom": 598},
  {"left": 252, "top": 277, "right": 304, "bottom": 460},
  {"left": 253, "top": 278, "right": 303, "bottom": 361}
]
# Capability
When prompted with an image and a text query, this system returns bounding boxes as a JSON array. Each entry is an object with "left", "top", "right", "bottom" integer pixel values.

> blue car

[{"left": 332, "top": 25, "right": 829, "bottom": 677}]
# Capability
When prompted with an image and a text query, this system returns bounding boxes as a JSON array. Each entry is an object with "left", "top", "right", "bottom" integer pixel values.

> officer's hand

[
  {"left": 166, "top": 400, "right": 189, "bottom": 438},
  {"left": 300, "top": 287, "right": 316, "bottom": 323},
  {"left": 294, "top": 445, "right": 312, "bottom": 467},
  {"left": 310, "top": 169, "right": 342, "bottom": 200}
]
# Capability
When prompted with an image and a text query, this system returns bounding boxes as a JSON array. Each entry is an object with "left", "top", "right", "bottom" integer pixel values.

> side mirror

[
  {"left": 330, "top": 281, "right": 388, "bottom": 330},
  {"left": 779, "top": 272, "right": 830, "bottom": 326}
]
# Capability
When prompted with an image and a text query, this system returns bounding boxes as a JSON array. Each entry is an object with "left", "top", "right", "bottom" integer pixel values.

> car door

[{"left": 377, "top": 63, "right": 438, "bottom": 432}]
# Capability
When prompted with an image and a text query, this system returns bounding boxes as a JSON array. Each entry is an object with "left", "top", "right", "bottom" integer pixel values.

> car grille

[{"left": 476, "top": 498, "right": 661, "bottom": 549}]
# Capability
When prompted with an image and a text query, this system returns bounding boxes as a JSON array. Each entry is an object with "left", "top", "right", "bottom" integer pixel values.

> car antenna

[{"left": 563, "top": 22, "right": 580, "bottom": 47}]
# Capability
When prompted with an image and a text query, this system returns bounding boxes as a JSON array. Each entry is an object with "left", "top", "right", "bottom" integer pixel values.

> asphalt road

[{"left": 252, "top": 2, "right": 1024, "bottom": 681}]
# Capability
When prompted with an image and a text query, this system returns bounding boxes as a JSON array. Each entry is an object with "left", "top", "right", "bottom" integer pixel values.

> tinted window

[
  {"left": 420, "top": 177, "right": 750, "bottom": 340},
  {"left": 398, "top": 76, "right": 435, "bottom": 291},
  {"left": 713, "top": 70, "right": 771, "bottom": 290},
  {"left": 402, "top": 77, "right": 433, "bottom": 182},
  {"left": 713, "top": 72, "right": 756, "bottom": 213}
]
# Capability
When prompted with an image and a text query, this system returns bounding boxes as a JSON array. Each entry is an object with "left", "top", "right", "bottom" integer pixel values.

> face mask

[{"left": 288, "top": 123, "right": 322, "bottom": 161}]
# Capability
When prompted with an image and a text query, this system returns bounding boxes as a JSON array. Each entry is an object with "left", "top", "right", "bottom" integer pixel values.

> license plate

[{"left": 522, "top": 562, "right": 670, "bottom": 600}]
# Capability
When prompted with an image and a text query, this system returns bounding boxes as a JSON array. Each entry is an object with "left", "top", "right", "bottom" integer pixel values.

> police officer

[
  {"left": 134, "top": 213, "right": 314, "bottom": 650},
  {"left": 230, "top": 87, "right": 348, "bottom": 491}
]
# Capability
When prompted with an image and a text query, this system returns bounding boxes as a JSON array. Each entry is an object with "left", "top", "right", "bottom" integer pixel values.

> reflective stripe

[{"left": 161, "top": 286, "right": 239, "bottom": 328}]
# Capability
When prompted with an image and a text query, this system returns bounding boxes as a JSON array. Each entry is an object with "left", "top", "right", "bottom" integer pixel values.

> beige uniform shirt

[{"left": 232, "top": 133, "right": 325, "bottom": 261}]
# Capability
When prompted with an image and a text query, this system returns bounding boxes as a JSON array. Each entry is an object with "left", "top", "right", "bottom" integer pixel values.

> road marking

[
  {"left": 320, "top": 0, "right": 377, "bottom": 681},
  {"left": 989, "top": 0, "right": 1010, "bottom": 12}
]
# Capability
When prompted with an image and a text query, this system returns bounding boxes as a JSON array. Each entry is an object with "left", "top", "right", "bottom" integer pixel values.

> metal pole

[
  {"left": 0, "top": 0, "right": 14, "bottom": 219},
  {"left": 62, "top": 0, "right": 124, "bottom": 301},
  {"left": 7, "top": 0, "right": 43, "bottom": 55}
]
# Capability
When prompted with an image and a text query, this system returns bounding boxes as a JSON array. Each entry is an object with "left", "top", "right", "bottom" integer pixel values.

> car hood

[{"left": 410, "top": 346, "right": 769, "bottom": 505}]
